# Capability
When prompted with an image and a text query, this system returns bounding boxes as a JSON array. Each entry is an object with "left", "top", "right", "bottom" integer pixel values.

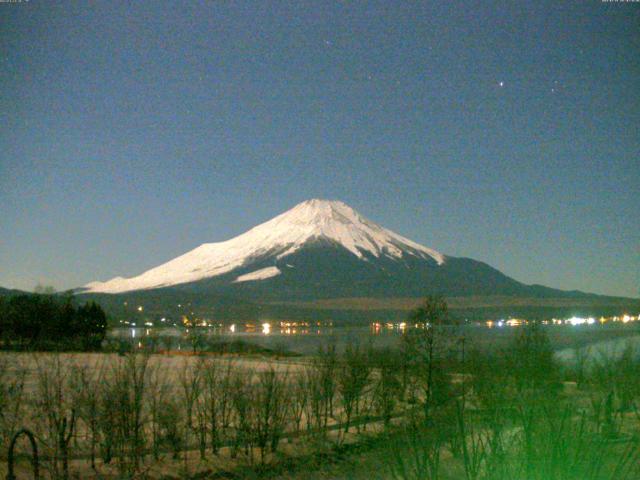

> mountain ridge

[
  {"left": 79, "top": 199, "right": 625, "bottom": 304},
  {"left": 83, "top": 199, "right": 445, "bottom": 294}
]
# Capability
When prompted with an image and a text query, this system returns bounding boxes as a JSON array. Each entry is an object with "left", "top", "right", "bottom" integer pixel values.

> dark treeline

[
  {"left": 0, "top": 294, "right": 107, "bottom": 351},
  {"left": 77, "top": 287, "right": 640, "bottom": 327}
]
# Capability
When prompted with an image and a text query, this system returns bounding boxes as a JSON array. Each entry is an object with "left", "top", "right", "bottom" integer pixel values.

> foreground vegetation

[{"left": 0, "top": 297, "right": 639, "bottom": 479}]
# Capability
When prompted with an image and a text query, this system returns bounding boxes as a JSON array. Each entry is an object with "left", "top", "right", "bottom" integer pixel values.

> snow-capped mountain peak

[
  {"left": 263, "top": 199, "right": 443, "bottom": 262},
  {"left": 83, "top": 199, "right": 444, "bottom": 293}
]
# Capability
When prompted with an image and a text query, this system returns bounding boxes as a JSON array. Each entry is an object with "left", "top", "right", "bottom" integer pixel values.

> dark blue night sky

[{"left": 1, "top": 1, "right": 638, "bottom": 297}]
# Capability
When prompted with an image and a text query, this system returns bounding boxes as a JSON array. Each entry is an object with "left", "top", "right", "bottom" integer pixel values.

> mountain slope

[
  {"left": 82, "top": 199, "right": 607, "bottom": 302},
  {"left": 83, "top": 199, "right": 444, "bottom": 294}
]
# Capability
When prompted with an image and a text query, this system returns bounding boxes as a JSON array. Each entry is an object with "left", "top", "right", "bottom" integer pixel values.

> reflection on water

[
  {"left": 108, "top": 314, "right": 640, "bottom": 356},
  {"left": 111, "top": 314, "right": 640, "bottom": 342},
  {"left": 110, "top": 321, "right": 415, "bottom": 341},
  {"left": 114, "top": 313, "right": 639, "bottom": 338},
  {"left": 108, "top": 322, "right": 413, "bottom": 355}
]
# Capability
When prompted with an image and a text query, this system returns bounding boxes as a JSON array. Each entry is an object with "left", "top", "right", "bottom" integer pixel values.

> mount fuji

[{"left": 81, "top": 199, "right": 589, "bottom": 302}]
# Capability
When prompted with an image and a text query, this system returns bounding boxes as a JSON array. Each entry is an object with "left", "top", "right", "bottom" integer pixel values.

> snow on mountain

[
  {"left": 233, "top": 266, "right": 281, "bottom": 283},
  {"left": 83, "top": 199, "right": 445, "bottom": 293}
]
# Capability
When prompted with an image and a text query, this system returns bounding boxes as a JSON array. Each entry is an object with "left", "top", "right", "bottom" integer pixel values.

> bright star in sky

[{"left": 1, "top": 1, "right": 638, "bottom": 298}]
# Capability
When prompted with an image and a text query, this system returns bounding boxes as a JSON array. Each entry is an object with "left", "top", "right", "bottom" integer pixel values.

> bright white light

[
  {"left": 568, "top": 316, "right": 587, "bottom": 326},
  {"left": 229, "top": 324, "right": 236, "bottom": 333},
  {"left": 262, "top": 323, "right": 271, "bottom": 335}
]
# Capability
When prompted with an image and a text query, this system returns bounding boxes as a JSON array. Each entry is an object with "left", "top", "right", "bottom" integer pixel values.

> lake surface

[
  {"left": 111, "top": 324, "right": 403, "bottom": 354},
  {"left": 110, "top": 322, "right": 640, "bottom": 355}
]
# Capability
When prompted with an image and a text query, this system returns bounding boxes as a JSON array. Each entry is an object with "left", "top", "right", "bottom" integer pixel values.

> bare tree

[
  {"left": 102, "top": 353, "right": 150, "bottom": 476},
  {"left": 337, "top": 342, "right": 371, "bottom": 434},
  {"left": 372, "top": 350, "right": 403, "bottom": 427},
  {"left": 178, "top": 357, "right": 204, "bottom": 468},
  {"left": 159, "top": 335, "right": 174, "bottom": 353},
  {"left": 34, "top": 355, "right": 77, "bottom": 480},
  {"left": 290, "top": 371, "right": 308, "bottom": 435},
  {"left": 71, "top": 363, "right": 102, "bottom": 470},
  {"left": 147, "top": 363, "right": 170, "bottom": 460},
  {"left": 402, "top": 295, "right": 450, "bottom": 420},
  {"left": 202, "top": 357, "right": 235, "bottom": 455},
  {"left": 230, "top": 370, "right": 253, "bottom": 461},
  {"left": 157, "top": 396, "right": 184, "bottom": 460},
  {"left": 0, "top": 357, "right": 26, "bottom": 455},
  {"left": 304, "top": 363, "right": 329, "bottom": 435},
  {"left": 253, "top": 367, "right": 290, "bottom": 463}
]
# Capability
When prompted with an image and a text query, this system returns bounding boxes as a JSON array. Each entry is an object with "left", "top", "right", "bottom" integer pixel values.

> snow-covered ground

[
  {"left": 233, "top": 266, "right": 282, "bottom": 283},
  {"left": 555, "top": 334, "right": 640, "bottom": 366}
]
